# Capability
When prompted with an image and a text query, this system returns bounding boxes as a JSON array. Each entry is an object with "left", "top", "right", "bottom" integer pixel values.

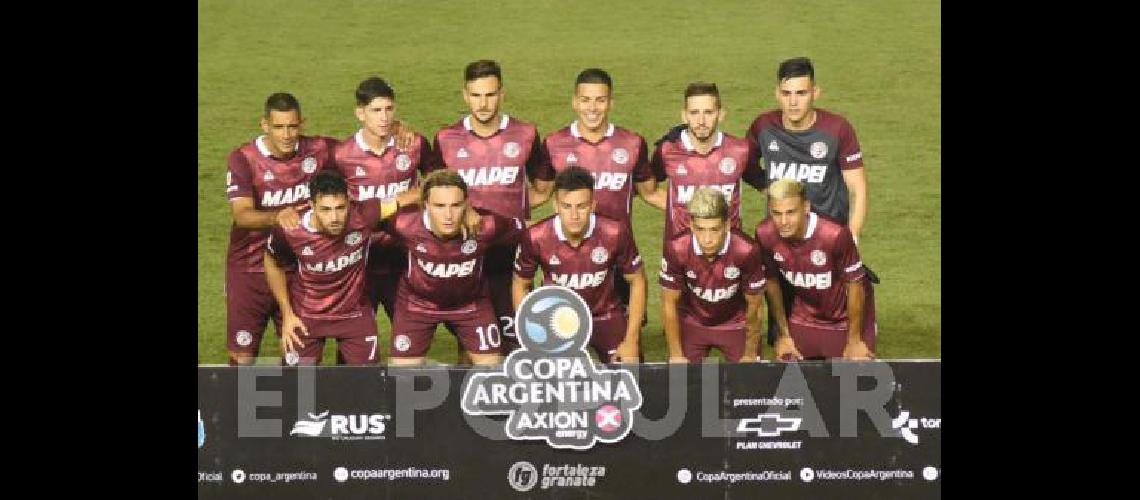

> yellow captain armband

[{"left": 380, "top": 198, "right": 400, "bottom": 220}]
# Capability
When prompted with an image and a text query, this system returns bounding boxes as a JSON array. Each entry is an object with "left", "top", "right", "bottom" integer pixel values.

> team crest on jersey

[
  {"left": 549, "top": 255, "right": 561, "bottom": 266},
  {"left": 457, "top": 148, "right": 469, "bottom": 159},
  {"left": 235, "top": 330, "right": 252, "bottom": 347},
  {"left": 686, "top": 270, "right": 697, "bottom": 280},
  {"left": 355, "top": 166, "right": 367, "bottom": 177},
  {"left": 461, "top": 239, "right": 478, "bottom": 255},
  {"left": 566, "top": 153, "right": 578, "bottom": 164},
  {"left": 394, "top": 335, "right": 411, "bottom": 352},
  {"left": 302, "top": 156, "right": 318, "bottom": 174},
  {"left": 724, "top": 266, "right": 740, "bottom": 279},
  {"left": 773, "top": 252, "right": 785, "bottom": 262},
  {"left": 811, "top": 249, "right": 826, "bottom": 266},
  {"left": 719, "top": 157, "right": 737, "bottom": 174},
  {"left": 396, "top": 154, "right": 412, "bottom": 172},
  {"left": 263, "top": 170, "right": 275, "bottom": 181},
  {"left": 591, "top": 247, "right": 608, "bottom": 264},
  {"left": 612, "top": 148, "right": 629, "bottom": 165},
  {"left": 676, "top": 164, "right": 687, "bottom": 175},
  {"left": 810, "top": 142, "right": 828, "bottom": 159},
  {"left": 284, "top": 351, "right": 300, "bottom": 366},
  {"left": 346, "top": 231, "right": 363, "bottom": 246},
  {"left": 416, "top": 243, "right": 428, "bottom": 253},
  {"left": 503, "top": 142, "right": 521, "bottom": 159},
  {"left": 769, "top": 140, "right": 779, "bottom": 152},
  {"left": 302, "top": 246, "right": 314, "bottom": 256}
]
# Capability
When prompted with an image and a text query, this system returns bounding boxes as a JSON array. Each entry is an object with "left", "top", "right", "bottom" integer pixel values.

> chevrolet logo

[{"left": 736, "top": 413, "right": 801, "bottom": 437}]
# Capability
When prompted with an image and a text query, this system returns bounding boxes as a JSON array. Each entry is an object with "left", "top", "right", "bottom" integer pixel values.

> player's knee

[
  {"left": 229, "top": 351, "right": 255, "bottom": 366},
  {"left": 469, "top": 353, "right": 502, "bottom": 366},
  {"left": 388, "top": 357, "right": 425, "bottom": 367}
]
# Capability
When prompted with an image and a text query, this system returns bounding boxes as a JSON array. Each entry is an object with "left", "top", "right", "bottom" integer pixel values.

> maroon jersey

[
  {"left": 514, "top": 213, "right": 643, "bottom": 319},
  {"left": 226, "top": 135, "right": 337, "bottom": 272},
  {"left": 659, "top": 229, "right": 767, "bottom": 328},
  {"left": 335, "top": 129, "right": 431, "bottom": 275},
  {"left": 650, "top": 130, "right": 763, "bottom": 240},
  {"left": 266, "top": 200, "right": 382, "bottom": 321},
  {"left": 382, "top": 207, "right": 523, "bottom": 313},
  {"left": 429, "top": 115, "right": 553, "bottom": 221},
  {"left": 543, "top": 122, "right": 653, "bottom": 223},
  {"left": 754, "top": 212, "right": 866, "bottom": 330}
]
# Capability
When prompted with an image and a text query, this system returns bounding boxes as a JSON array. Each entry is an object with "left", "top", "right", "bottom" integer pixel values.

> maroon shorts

[
  {"left": 680, "top": 317, "right": 749, "bottom": 363},
  {"left": 225, "top": 268, "right": 287, "bottom": 360},
  {"left": 283, "top": 309, "right": 381, "bottom": 366},
  {"left": 588, "top": 313, "right": 630, "bottom": 363},
  {"left": 390, "top": 297, "right": 502, "bottom": 358},
  {"left": 789, "top": 283, "right": 878, "bottom": 358}
]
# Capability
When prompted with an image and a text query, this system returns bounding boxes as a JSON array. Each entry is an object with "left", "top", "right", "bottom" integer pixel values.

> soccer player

[
  {"left": 334, "top": 76, "right": 433, "bottom": 321},
  {"left": 224, "top": 92, "right": 337, "bottom": 365},
  {"left": 746, "top": 57, "right": 868, "bottom": 240},
  {"left": 648, "top": 82, "right": 765, "bottom": 243},
  {"left": 428, "top": 59, "right": 554, "bottom": 353},
  {"left": 659, "top": 188, "right": 772, "bottom": 363},
  {"left": 264, "top": 171, "right": 402, "bottom": 365},
  {"left": 381, "top": 170, "right": 523, "bottom": 367},
  {"left": 512, "top": 167, "right": 647, "bottom": 363},
  {"left": 754, "top": 179, "right": 876, "bottom": 360},
  {"left": 541, "top": 68, "right": 659, "bottom": 328}
]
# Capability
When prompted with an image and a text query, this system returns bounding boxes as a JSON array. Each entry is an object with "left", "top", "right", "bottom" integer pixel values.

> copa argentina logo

[{"left": 461, "top": 286, "right": 643, "bottom": 450}]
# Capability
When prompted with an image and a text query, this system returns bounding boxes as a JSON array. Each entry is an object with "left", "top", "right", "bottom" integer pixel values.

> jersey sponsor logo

[
  {"left": 550, "top": 270, "right": 608, "bottom": 290},
  {"left": 359, "top": 180, "right": 413, "bottom": 201},
  {"left": 676, "top": 184, "right": 736, "bottom": 204},
  {"left": 457, "top": 148, "right": 469, "bottom": 159},
  {"left": 417, "top": 258, "right": 478, "bottom": 278},
  {"left": 302, "top": 156, "right": 318, "bottom": 173},
  {"left": 768, "top": 140, "right": 779, "bottom": 152},
  {"left": 811, "top": 250, "right": 827, "bottom": 266},
  {"left": 346, "top": 231, "right": 363, "bottom": 246},
  {"left": 503, "top": 141, "right": 521, "bottom": 158},
  {"left": 612, "top": 148, "right": 629, "bottom": 165},
  {"left": 719, "top": 157, "right": 737, "bottom": 174},
  {"left": 261, "top": 184, "right": 311, "bottom": 207},
  {"left": 462, "top": 240, "right": 478, "bottom": 255},
  {"left": 687, "top": 283, "right": 740, "bottom": 303},
  {"left": 783, "top": 270, "right": 832, "bottom": 290},
  {"left": 305, "top": 247, "right": 366, "bottom": 273},
  {"left": 549, "top": 255, "right": 561, "bottom": 266},
  {"left": 457, "top": 166, "right": 520, "bottom": 187},
  {"left": 810, "top": 142, "right": 828, "bottom": 159},
  {"left": 396, "top": 154, "right": 412, "bottom": 171},
  {"left": 592, "top": 171, "right": 628, "bottom": 191},
  {"left": 768, "top": 162, "right": 827, "bottom": 184},
  {"left": 846, "top": 152, "right": 862, "bottom": 163},
  {"left": 591, "top": 247, "right": 608, "bottom": 264},
  {"left": 566, "top": 153, "right": 578, "bottom": 164},
  {"left": 302, "top": 246, "right": 314, "bottom": 256},
  {"left": 724, "top": 266, "right": 740, "bottom": 279}
]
